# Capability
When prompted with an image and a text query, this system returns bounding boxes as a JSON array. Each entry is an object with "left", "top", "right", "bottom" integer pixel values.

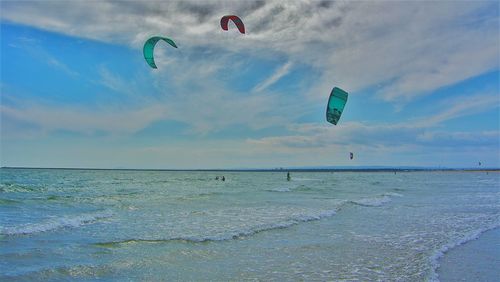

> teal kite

[
  {"left": 143, "top": 36, "right": 177, "bottom": 69},
  {"left": 326, "top": 87, "right": 348, "bottom": 125}
]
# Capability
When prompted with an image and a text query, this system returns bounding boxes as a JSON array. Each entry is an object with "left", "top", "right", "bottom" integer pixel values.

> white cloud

[
  {"left": 253, "top": 61, "right": 293, "bottom": 92},
  {"left": 247, "top": 122, "right": 499, "bottom": 164},
  {"left": 1, "top": 1, "right": 498, "bottom": 102},
  {"left": 98, "top": 67, "right": 134, "bottom": 96},
  {"left": 416, "top": 131, "right": 499, "bottom": 147},
  {"left": 0, "top": 57, "right": 300, "bottom": 136},
  {"left": 7, "top": 35, "right": 80, "bottom": 77},
  {"left": 0, "top": 102, "right": 167, "bottom": 135},
  {"left": 248, "top": 92, "right": 500, "bottom": 150},
  {"left": 420, "top": 93, "right": 500, "bottom": 126},
  {"left": 1, "top": 1, "right": 499, "bottom": 168}
]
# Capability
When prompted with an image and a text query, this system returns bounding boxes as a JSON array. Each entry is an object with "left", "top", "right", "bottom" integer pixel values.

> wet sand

[{"left": 437, "top": 227, "right": 500, "bottom": 282}]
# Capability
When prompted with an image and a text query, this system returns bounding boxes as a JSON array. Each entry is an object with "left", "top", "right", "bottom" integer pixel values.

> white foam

[
  {"left": 195, "top": 208, "right": 338, "bottom": 242},
  {"left": 351, "top": 196, "right": 392, "bottom": 207},
  {"left": 383, "top": 192, "right": 403, "bottom": 197},
  {"left": 1, "top": 210, "right": 113, "bottom": 236},
  {"left": 102, "top": 209, "right": 339, "bottom": 245},
  {"left": 478, "top": 179, "right": 499, "bottom": 185},
  {"left": 267, "top": 187, "right": 292, "bottom": 192},
  {"left": 349, "top": 191, "right": 404, "bottom": 207},
  {"left": 292, "top": 178, "right": 321, "bottom": 181}
]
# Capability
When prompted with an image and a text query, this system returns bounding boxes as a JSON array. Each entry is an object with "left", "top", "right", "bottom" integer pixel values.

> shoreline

[{"left": 434, "top": 226, "right": 500, "bottom": 282}]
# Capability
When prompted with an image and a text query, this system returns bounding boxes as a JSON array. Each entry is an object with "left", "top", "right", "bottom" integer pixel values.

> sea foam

[
  {"left": 350, "top": 196, "right": 392, "bottom": 207},
  {"left": 1, "top": 210, "right": 112, "bottom": 236},
  {"left": 96, "top": 209, "right": 339, "bottom": 246}
]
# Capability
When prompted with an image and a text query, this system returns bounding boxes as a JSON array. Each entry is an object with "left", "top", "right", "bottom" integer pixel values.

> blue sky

[{"left": 1, "top": 1, "right": 499, "bottom": 169}]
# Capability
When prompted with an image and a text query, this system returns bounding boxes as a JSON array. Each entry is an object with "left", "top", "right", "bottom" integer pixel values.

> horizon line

[{"left": 1, "top": 166, "right": 498, "bottom": 172}]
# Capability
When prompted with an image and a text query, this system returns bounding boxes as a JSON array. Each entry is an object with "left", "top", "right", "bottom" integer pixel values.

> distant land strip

[{"left": 1, "top": 167, "right": 499, "bottom": 172}]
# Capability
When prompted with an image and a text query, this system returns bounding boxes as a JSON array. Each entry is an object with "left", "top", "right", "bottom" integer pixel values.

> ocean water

[{"left": 1, "top": 168, "right": 498, "bottom": 281}]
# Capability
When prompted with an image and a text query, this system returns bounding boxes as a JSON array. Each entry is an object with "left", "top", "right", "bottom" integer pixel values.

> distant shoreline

[{"left": 1, "top": 166, "right": 498, "bottom": 172}]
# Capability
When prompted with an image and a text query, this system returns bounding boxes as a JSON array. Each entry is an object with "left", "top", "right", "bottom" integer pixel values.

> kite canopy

[
  {"left": 143, "top": 36, "right": 178, "bottom": 69},
  {"left": 220, "top": 15, "right": 245, "bottom": 34},
  {"left": 326, "top": 87, "right": 348, "bottom": 125}
]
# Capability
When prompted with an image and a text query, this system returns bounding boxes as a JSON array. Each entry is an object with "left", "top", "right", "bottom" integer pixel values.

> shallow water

[
  {"left": 438, "top": 228, "right": 500, "bottom": 282},
  {"left": 1, "top": 169, "right": 498, "bottom": 281}
]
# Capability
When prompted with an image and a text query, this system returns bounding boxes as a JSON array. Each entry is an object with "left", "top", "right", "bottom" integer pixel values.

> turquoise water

[{"left": 1, "top": 169, "right": 498, "bottom": 281}]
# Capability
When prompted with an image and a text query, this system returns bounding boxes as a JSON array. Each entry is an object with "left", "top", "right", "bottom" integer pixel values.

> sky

[{"left": 0, "top": 0, "right": 499, "bottom": 169}]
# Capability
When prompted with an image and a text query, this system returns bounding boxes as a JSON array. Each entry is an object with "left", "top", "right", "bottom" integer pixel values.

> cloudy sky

[{"left": 1, "top": 0, "right": 499, "bottom": 169}]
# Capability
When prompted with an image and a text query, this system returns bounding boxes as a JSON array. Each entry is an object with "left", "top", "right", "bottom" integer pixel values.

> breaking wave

[
  {"left": 350, "top": 196, "right": 392, "bottom": 207},
  {"left": 1, "top": 210, "right": 113, "bottom": 236},
  {"left": 95, "top": 209, "right": 338, "bottom": 247}
]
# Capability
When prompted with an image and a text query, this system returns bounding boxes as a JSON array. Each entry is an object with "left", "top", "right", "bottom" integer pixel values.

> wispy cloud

[
  {"left": 0, "top": 59, "right": 298, "bottom": 136},
  {"left": 7, "top": 35, "right": 79, "bottom": 77},
  {"left": 1, "top": 1, "right": 498, "bottom": 168},
  {"left": 98, "top": 67, "right": 131, "bottom": 94},
  {"left": 421, "top": 93, "right": 500, "bottom": 126},
  {"left": 248, "top": 92, "right": 500, "bottom": 150},
  {"left": 2, "top": 1, "right": 497, "bottom": 102},
  {"left": 46, "top": 56, "right": 79, "bottom": 77},
  {"left": 253, "top": 61, "right": 293, "bottom": 92},
  {"left": 0, "top": 102, "right": 167, "bottom": 135},
  {"left": 249, "top": 122, "right": 499, "bottom": 150}
]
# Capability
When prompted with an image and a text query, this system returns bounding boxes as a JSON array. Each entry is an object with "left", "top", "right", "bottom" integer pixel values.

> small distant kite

[
  {"left": 326, "top": 87, "right": 348, "bottom": 125},
  {"left": 220, "top": 15, "right": 245, "bottom": 34},
  {"left": 143, "top": 36, "right": 178, "bottom": 69},
  {"left": 350, "top": 152, "right": 354, "bottom": 160}
]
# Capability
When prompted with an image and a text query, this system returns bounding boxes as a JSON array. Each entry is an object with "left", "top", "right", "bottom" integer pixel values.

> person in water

[
  {"left": 222, "top": 176, "right": 225, "bottom": 181},
  {"left": 287, "top": 172, "right": 291, "bottom": 181}
]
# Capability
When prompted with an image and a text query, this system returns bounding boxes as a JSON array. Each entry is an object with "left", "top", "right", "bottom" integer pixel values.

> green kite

[
  {"left": 143, "top": 36, "right": 177, "bottom": 69},
  {"left": 326, "top": 87, "right": 348, "bottom": 125}
]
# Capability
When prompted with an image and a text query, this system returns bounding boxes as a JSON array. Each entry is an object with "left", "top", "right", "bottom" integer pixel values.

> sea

[{"left": 1, "top": 168, "right": 498, "bottom": 281}]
